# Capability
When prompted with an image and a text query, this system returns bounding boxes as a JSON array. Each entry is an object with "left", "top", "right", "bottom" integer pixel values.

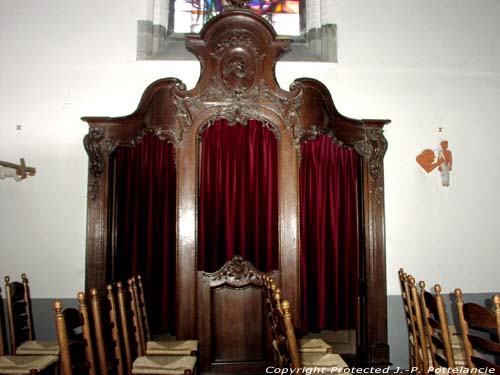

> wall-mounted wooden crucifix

[{"left": 0, "top": 158, "right": 36, "bottom": 181}]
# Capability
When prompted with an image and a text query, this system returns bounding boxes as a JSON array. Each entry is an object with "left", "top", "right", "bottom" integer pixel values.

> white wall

[{"left": 1, "top": 0, "right": 499, "bottom": 300}]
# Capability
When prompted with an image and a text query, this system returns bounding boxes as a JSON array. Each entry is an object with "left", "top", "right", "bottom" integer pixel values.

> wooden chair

[
  {"left": 4, "top": 275, "right": 59, "bottom": 356},
  {"left": 89, "top": 287, "right": 124, "bottom": 375},
  {"left": 455, "top": 289, "right": 500, "bottom": 372},
  {"left": 418, "top": 282, "right": 466, "bottom": 369},
  {"left": 265, "top": 277, "right": 333, "bottom": 354},
  {"left": 115, "top": 281, "right": 197, "bottom": 375},
  {"left": 406, "top": 275, "right": 430, "bottom": 375},
  {"left": 0, "top": 287, "right": 58, "bottom": 375},
  {"left": 53, "top": 293, "right": 96, "bottom": 375},
  {"left": 274, "top": 299, "right": 348, "bottom": 373},
  {"left": 398, "top": 268, "right": 418, "bottom": 369},
  {"left": 264, "top": 276, "right": 281, "bottom": 366},
  {"left": 130, "top": 276, "right": 197, "bottom": 356}
]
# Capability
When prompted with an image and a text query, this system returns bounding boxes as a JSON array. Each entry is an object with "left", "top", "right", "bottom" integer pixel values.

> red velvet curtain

[
  {"left": 198, "top": 119, "right": 279, "bottom": 272},
  {"left": 299, "top": 135, "right": 360, "bottom": 332},
  {"left": 114, "top": 134, "right": 176, "bottom": 334}
]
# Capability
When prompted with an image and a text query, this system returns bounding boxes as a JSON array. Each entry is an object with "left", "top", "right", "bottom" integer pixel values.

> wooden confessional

[{"left": 82, "top": 4, "right": 390, "bottom": 372}]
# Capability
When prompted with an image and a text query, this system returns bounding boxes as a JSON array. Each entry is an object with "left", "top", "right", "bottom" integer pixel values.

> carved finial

[
  {"left": 90, "top": 288, "right": 98, "bottom": 298},
  {"left": 454, "top": 288, "right": 463, "bottom": 301},
  {"left": 106, "top": 284, "right": 113, "bottom": 293},
  {"left": 434, "top": 284, "right": 442, "bottom": 295},
  {"left": 398, "top": 269, "right": 404, "bottom": 279},
  {"left": 408, "top": 275, "right": 415, "bottom": 286},
  {"left": 53, "top": 299, "right": 63, "bottom": 313},
  {"left": 419, "top": 281, "right": 426, "bottom": 290},
  {"left": 493, "top": 294, "right": 500, "bottom": 309},
  {"left": 274, "top": 288, "right": 282, "bottom": 302},
  {"left": 281, "top": 299, "right": 290, "bottom": 311},
  {"left": 77, "top": 292, "right": 86, "bottom": 304},
  {"left": 281, "top": 299, "right": 291, "bottom": 319},
  {"left": 4, "top": 276, "right": 9, "bottom": 284}
]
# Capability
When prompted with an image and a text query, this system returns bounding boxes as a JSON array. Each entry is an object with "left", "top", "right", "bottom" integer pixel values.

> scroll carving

[
  {"left": 172, "top": 83, "right": 193, "bottom": 142},
  {"left": 83, "top": 127, "right": 117, "bottom": 201},
  {"left": 213, "top": 31, "right": 264, "bottom": 61},
  {"left": 174, "top": 78, "right": 302, "bottom": 138},
  {"left": 356, "top": 128, "right": 388, "bottom": 204},
  {"left": 295, "top": 126, "right": 344, "bottom": 147},
  {"left": 203, "top": 255, "right": 267, "bottom": 286},
  {"left": 215, "top": 104, "right": 261, "bottom": 126}
]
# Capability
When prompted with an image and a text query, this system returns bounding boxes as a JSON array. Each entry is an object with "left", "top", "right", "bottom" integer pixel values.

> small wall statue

[{"left": 416, "top": 140, "right": 452, "bottom": 187}]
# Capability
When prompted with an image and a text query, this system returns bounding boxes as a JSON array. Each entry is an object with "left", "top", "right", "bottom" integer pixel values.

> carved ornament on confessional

[
  {"left": 354, "top": 127, "right": 388, "bottom": 204},
  {"left": 84, "top": 127, "right": 118, "bottom": 201},
  {"left": 174, "top": 15, "right": 302, "bottom": 140},
  {"left": 203, "top": 255, "right": 268, "bottom": 286},
  {"left": 295, "top": 125, "right": 344, "bottom": 147}
]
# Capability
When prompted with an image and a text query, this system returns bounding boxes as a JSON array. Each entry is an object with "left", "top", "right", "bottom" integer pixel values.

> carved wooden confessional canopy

[{"left": 82, "top": 6, "right": 390, "bottom": 366}]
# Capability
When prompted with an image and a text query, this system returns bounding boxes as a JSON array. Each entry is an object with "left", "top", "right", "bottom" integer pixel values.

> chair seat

[
  {"left": 132, "top": 355, "right": 197, "bottom": 374},
  {"left": 300, "top": 352, "right": 348, "bottom": 369},
  {"left": 16, "top": 340, "right": 60, "bottom": 355},
  {"left": 146, "top": 339, "right": 198, "bottom": 356},
  {"left": 298, "top": 338, "right": 333, "bottom": 353},
  {"left": 0, "top": 355, "right": 58, "bottom": 374}
]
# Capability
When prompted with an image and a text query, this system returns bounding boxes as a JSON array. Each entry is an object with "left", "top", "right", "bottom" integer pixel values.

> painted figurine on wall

[
  {"left": 416, "top": 140, "right": 452, "bottom": 187},
  {"left": 437, "top": 140, "right": 452, "bottom": 187}
]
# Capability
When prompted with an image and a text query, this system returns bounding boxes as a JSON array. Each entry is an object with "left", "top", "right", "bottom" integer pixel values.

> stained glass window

[{"left": 173, "top": 0, "right": 300, "bottom": 36}]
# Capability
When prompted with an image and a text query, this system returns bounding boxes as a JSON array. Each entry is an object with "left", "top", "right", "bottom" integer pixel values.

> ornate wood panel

[
  {"left": 197, "top": 256, "right": 278, "bottom": 374},
  {"left": 82, "top": 5, "right": 391, "bottom": 366}
]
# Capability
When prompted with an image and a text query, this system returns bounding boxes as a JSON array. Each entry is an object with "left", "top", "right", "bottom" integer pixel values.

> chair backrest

[
  {"left": 407, "top": 275, "right": 430, "bottom": 375},
  {"left": 134, "top": 276, "right": 152, "bottom": 343},
  {"left": 274, "top": 299, "right": 301, "bottom": 370},
  {"left": 4, "top": 274, "right": 35, "bottom": 354},
  {"left": 455, "top": 289, "right": 500, "bottom": 372},
  {"left": 419, "top": 281, "right": 455, "bottom": 368},
  {"left": 398, "top": 268, "right": 418, "bottom": 369},
  {"left": 90, "top": 287, "right": 124, "bottom": 375},
  {"left": 54, "top": 293, "right": 96, "bottom": 375},
  {"left": 264, "top": 277, "right": 283, "bottom": 367},
  {"left": 128, "top": 277, "right": 148, "bottom": 356},
  {"left": 263, "top": 277, "right": 278, "bottom": 338},
  {"left": 116, "top": 281, "right": 141, "bottom": 375}
]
